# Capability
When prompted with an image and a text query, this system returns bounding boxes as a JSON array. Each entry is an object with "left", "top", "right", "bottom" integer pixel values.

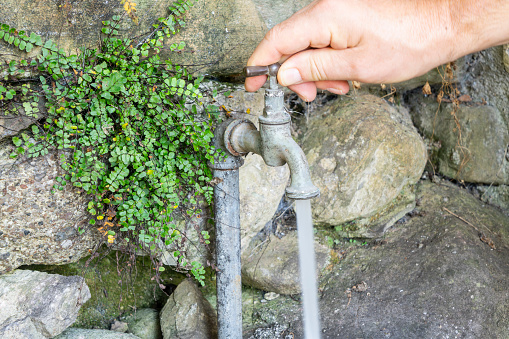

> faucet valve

[{"left": 244, "top": 63, "right": 281, "bottom": 89}]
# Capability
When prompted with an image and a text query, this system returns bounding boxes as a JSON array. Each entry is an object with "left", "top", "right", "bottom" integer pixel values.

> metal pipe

[
  {"left": 209, "top": 122, "right": 244, "bottom": 339},
  {"left": 211, "top": 63, "right": 321, "bottom": 339}
]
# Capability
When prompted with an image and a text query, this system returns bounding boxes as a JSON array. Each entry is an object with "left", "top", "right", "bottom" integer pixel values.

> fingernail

[
  {"left": 327, "top": 88, "right": 344, "bottom": 95},
  {"left": 280, "top": 68, "right": 302, "bottom": 86}
]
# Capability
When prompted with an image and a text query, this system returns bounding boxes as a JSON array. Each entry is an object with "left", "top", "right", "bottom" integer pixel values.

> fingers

[
  {"left": 289, "top": 80, "right": 350, "bottom": 102},
  {"left": 278, "top": 47, "right": 363, "bottom": 86},
  {"left": 288, "top": 82, "right": 317, "bottom": 102},
  {"left": 315, "top": 80, "right": 350, "bottom": 95},
  {"left": 244, "top": 75, "right": 267, "bottom": 92}
]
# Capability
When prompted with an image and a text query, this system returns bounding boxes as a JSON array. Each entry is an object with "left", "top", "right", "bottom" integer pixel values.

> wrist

[{"left": 447, "top": 0, "right": 509, "bottom": 59}]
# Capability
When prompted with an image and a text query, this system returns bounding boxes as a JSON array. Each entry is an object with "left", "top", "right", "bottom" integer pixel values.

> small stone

[
  {"left": 160, "top": 280, "right": 217, "bottom": 339},
  {"left": 110, "top": 320, "right": 129, "bottom": 333},
  {"left": 264, "top": 292, "right": 280, "bottom": 301}
]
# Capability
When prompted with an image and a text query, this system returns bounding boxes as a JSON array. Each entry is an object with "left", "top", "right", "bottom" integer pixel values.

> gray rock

[
  {"left": 0, "top": 142, "right": 103, "bottom": 274},
  {"left": 124, "top": 308, "right": 162, "bottom": 339},
  {"left": 251, "top": 0, "right": 312, "bottom": 29},
  {"left": 241, "top": 232, "right": 329, "bottom": 295},
  {"left": 0, "top": 270, "right": 91, "bottom": 339},
  {"left": 461, "top": 47, "right": 509, "bottom": 137},
  {"left": 478, "top": 184, "right": 509, "bottom": 212},
  {"left": 504, "top": 44, "right": 509, "bottom": 73},
  {"left": 55, "top": 328, "right": 141, "bottom": 339},
  {"left": 0, "top": 0, "right": 171, "bottom": 65},
  {"left": 302, "top": 94, "right": 426, "bottom": 237},
  {"left": 160, "top": 280, "right": 217, "bottom": 339},
  {"left": 246, "top": 181, "right": 509, "bottom": 338},
  {"left": 406, "top": 94, "right": 509, "bottom": 184},
  {"left": 0, "top": 0, "right": 267, "bottom": 78},
  {"left": 111, "top": 320, "right": 129, "bottom": 333}
]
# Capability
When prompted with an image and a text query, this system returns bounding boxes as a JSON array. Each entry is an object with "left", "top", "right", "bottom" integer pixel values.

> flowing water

[{"left": 295, "top": 199, "right": 322, "bottom": 339}]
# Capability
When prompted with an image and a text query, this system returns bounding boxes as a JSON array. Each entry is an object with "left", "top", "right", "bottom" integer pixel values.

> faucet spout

[
  {"left": 270, "top": 129, "right": 320, "bottom": 200},
  {"left": 225, "top": 116, "right": 319, "bottom": 200}
]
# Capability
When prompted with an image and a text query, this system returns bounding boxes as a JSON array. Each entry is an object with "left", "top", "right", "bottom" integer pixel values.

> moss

[{"left": 24, "top": 250, "right": 186, "bottom": 329}]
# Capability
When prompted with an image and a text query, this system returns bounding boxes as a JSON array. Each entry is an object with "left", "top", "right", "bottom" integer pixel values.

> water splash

[{"left": 295, "top": 199, "right": 321, "bottom": 339}]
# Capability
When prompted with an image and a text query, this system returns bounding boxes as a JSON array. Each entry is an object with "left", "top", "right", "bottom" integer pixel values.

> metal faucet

[
  {"left": 224, "top": 63, "right": 320, "bottom": 199},
  {"left": 209, "top": 63, "right": 320, "bottom": 339}
]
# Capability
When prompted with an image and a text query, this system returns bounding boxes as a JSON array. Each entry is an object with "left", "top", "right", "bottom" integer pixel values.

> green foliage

[{"left": 0, "top": 0, "right": 222, "bottom": 285}]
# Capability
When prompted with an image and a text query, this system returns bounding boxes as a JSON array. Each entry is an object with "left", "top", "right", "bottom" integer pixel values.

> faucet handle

[
  {"left": 244, "top": 63, "right": 281, "bottom": 89},
  {"left": 243, "top": 63, "right": 281, "bottom": 77}
]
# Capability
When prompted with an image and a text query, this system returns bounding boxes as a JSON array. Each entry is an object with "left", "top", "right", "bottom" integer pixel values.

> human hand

[{"left": 245, "top": 0, "right": 509, "bottom": 101}]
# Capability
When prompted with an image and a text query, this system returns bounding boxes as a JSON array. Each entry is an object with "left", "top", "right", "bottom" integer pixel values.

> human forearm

[
  {"left": 245, "top": 0, "right": 509, "bottom": 101},
  {"left": 448, "top": 0, "right": 509, "bottom": 59}
]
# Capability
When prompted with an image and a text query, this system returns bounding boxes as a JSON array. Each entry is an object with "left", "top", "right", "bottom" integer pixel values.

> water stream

[{"left": 295, "top": 199, "right": 322, "bottom": 339}]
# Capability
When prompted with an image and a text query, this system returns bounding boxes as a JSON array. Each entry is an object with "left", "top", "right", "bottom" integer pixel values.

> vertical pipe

[{"left": 214, "top": 166, "right": 242, "bottom": 339}]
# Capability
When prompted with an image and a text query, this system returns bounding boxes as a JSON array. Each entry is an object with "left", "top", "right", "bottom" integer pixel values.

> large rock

[
  {"left": 405, "top": 94, "right": 509, "bottom": 184},
  {"left": 477, "top": 184, "right": 509, "bottom": 212},
  {"left": 0, "top": 270, "right": 91, "bottom": 339},
  {"left": 160, "top": 279, "right": 218, "bottom": 339},
  {"left": 302, "top": 94, "right": 426, "bottom": 237},
  {"left": 461, "top": 46, "right": 509, "bottom": 118},
  {"left": 0, "top": 0, "right": 267, "bottom": 77},
  {"left": 241, "top": 232, "right": 330, "bottom": 295},
  {"left": 246, "top": 180, "right": 509, "bottom": 338},
  {"left": 504, "top": 44, "right": 509, "bottom": 73},
  {"left": 55, "top": 328, "right": 140, "bottom": 339},
  {"left": 0, "top": 141, "right": 102, "bottom": 274},
  {"left": 0, "top": 0, "right": 169, "bottom": 60}
]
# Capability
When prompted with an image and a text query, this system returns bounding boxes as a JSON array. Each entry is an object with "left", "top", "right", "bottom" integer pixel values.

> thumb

[{"left": 277, "top": 47, "right": 361, "bottom": 86}]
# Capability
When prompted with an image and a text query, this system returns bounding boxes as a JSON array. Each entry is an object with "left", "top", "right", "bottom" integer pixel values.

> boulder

[
  {"left": 461, "top": 47, "right": 509, "bottom": 115},
  {"left": 160, "top": 279, "right": 218, "bottom": 339},
  {"left": 241, "top": 232, "right": 330, "bottom": 295},
  {"left": 405, "top": 94, "right": 509, "bottom": 184},
  {"left": 0, "top": 270, "right": 91, "bottom": 339},
  {"left": 0, "top": 141, "right": 102, "bottom": 274},
  {"left": 246, "top": 180, "right": 509, "bottom": 338},
  {"left": 477, "top": 184, "right": 509, "bottom": 212},
  {"left": 0, "top": 0, "right": 268, "bottom": 77},
  {"left": 123, "top": 308, "right": 162, "bottom": 339},
  {"left": 302, "top": 94, "right": 426, "bottom": 237},
  {"left": 251, "top": 0, "right": 312, "bottom": 29},
  {"left": 55, "top": 328, "right": 141, "bottom": 339},
  {"left": 504, "top": 44, "right": 509, "bottom": 73},
  {"left": 0, "top": 0, "right": 169, "bottom": 61}
]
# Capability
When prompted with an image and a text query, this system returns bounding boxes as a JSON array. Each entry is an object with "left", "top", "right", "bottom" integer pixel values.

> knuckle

[{"left": 308, "top": 57, "right": 328, "bottom": 81}]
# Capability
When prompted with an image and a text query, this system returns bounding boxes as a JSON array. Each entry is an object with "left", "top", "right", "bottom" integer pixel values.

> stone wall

[{"left": 1, "top": 0, "right": 509, "bottom": 337}]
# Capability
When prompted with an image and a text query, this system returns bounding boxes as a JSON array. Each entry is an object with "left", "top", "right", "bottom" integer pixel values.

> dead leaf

[{"left": 422, "top": 81, "right": 432, "bottom": 95}]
